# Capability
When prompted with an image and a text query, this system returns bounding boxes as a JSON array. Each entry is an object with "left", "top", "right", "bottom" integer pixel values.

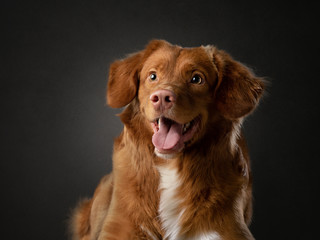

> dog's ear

[
  {"left": 107, "top": 51, "right": 143, "bottom": 108},
  {"left": 206, "top": 46, "right": 264, "bottom": 119},
  {"left": 107, "top": 40, "right": 168, "bottom": 108}
]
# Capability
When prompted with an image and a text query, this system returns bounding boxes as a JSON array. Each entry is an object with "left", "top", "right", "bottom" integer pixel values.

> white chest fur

[
  {"left": 157, "top": 167, "right": 221, "bottom": 240},
  {"left": 158, "top": 167, "right": 183, "bottom": 240}
]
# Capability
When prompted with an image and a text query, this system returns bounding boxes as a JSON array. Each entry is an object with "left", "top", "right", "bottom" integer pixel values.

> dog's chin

[{"left": 154, "top": 148, "right": 182, "bottom": 159}]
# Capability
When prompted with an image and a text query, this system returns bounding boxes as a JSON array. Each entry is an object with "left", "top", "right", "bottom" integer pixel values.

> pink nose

[{"left": 150, "top": 90, "right": 176, "bottom": 111}]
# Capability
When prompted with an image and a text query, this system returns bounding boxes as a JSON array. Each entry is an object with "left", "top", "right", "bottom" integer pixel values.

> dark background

[{"left": 2, "top": 0, "right": 319, "bottom": 239}]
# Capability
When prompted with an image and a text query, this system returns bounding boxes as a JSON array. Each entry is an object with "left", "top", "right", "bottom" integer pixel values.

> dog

[{"left": 70, "top": 40, "right": 264, "bottom": 240}]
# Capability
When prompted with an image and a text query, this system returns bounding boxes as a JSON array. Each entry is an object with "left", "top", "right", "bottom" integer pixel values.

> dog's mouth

[{"left": 150, "top": 115, "right": 201, "bottom": 156}]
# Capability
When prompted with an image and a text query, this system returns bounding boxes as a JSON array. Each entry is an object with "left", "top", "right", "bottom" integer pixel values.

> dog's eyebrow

[{"left": 177, "top": 62, "right": 212, "bottom": 75}]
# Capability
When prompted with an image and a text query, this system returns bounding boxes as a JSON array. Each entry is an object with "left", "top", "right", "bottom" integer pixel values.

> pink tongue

[{"left": 152, "top": 117, "right": 183, "bottom": 150}]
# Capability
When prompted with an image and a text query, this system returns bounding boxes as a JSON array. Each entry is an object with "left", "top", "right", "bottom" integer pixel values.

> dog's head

[{"left": 107, "top": 40, "right": 264, "bottom": 158}]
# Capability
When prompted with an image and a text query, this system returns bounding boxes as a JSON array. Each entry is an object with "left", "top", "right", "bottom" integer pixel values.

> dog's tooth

[
  {"left": 185, "top": 122, "right": 191, "bottom": 129},
  {"left": 183, "top": 126, "right": 187, "bottom": 133}
]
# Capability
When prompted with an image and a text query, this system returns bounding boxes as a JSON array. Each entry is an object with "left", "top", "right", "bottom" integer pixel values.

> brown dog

[{"left": 70, "top": 40, "right": 264, "bottom": 240}]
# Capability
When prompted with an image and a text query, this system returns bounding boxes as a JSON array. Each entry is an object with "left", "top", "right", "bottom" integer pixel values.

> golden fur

[{"left": 70, "top": 40, "right": 264, "bottom": 240}]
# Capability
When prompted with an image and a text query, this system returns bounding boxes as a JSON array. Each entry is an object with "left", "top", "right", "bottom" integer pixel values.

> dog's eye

[
  {"left": 150, "top": 73, "right": 157, "bottom": 81},
  {"left": 190, "top": 75, "right": 202, "bottom": 84}
]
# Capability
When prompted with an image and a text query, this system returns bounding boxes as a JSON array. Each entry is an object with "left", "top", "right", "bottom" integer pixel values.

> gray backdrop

[{"left": 2, "top": 0, "right": 318, "bottom": 239}]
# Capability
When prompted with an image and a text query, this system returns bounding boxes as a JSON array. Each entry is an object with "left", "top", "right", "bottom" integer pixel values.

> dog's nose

[{"left": 150, "top": 90, "right": 176, "bottom": 111}]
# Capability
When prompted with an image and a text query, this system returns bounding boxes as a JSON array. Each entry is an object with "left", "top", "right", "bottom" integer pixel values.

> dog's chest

[
  {"left": 156, "top": 166, "right": 221, "bottom": 240},
  {"left": 157, "top": 167, "right": 183, "bottom": 240}
]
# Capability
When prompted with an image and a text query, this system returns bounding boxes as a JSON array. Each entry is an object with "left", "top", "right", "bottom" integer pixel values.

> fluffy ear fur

[
  {"left": 208, "top": 47, "right": 264, "bottom": 119},
  {"left": 107, "top": 51, "right": 143, "bottom": 108},
  {"left": 107, "top": 40, "right": 169, "bottom": 108}
]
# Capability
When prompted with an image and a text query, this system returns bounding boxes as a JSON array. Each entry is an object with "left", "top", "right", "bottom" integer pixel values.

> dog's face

[
  {"left": 107, "top": 40, "right": 264, "bottom": 158},
  {"left": 138, "top": 44, "right": 218, "bottom": 157}
]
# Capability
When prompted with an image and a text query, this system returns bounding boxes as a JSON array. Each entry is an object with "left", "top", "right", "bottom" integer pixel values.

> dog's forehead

[
  {"left": 142, "top": 45, "right": 215, "bottom": 74},
  {"left": 177, "top": 47, "right": 214, "bottom": 71}
]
